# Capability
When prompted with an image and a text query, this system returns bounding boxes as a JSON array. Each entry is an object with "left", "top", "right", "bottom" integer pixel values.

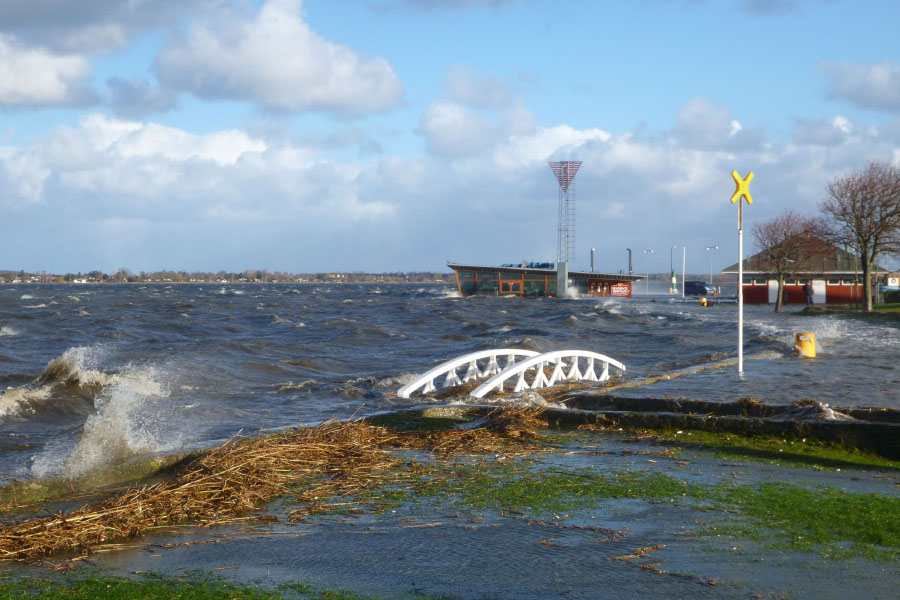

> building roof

[
  {"left": 721, "top": 237, "right": 888, "bottom": 275},
  {"left": 447, "top": 262, "right": 643, "bottom": 282}
]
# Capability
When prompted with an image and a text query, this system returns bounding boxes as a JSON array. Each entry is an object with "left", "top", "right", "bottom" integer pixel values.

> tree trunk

[
  {"left": 775, "top": 275, "right": 784, "bottom": 312},
  {"left": 863, "top": 256, "right": 873, "bottom": 312}
]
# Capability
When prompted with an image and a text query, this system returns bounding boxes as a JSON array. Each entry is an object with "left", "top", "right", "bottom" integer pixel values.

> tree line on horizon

[{"left": 0, "top": 269, "right": 455, "bottom": 285}]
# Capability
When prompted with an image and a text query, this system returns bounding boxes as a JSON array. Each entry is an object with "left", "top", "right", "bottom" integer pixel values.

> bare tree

[
  {"left": 820, "top": 160, "right": 900, "bottom": 312},
  {"left": 752, "top": 211, "right": 825, "bottom": 312}
]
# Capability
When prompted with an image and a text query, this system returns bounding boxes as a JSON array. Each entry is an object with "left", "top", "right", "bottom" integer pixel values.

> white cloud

[
  {"left": 792, "top": 116, "right": 856, "bottom": 146},
  {"left": 417, "top": 101, "right": 496, "bottom": 157},
  {"left": 0, "top": 0, "right": 219, "bottom": 53},
  {"left": 670, "top": 97, "right": 764, "bottom": 150},
  {"left": 3, "top": 96, "right": 900, "bottom": 273},
  {"left": 155, "top": 0, "right": 403, "bottom": 115},
  {"left": 0, "top": 35, "right": 92, "bottom": 106},
  {"left": 820, "top": 60, "right": 900, "bottom": 113}
]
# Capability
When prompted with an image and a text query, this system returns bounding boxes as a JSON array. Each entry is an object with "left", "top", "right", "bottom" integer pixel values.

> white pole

[
  {"left": 738, "top": 201, "right": 744, "bottom": 375},
  {"left": 681, "top": 246, "right": 686, "bottom": 299}
]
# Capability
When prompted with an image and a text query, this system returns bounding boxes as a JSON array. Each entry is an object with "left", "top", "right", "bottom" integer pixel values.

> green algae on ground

[
  {"left": 708, "top": 481, "right": 900, "bottom": 560},
  {"left": 403, "top": 459, "right": 900, "bottom": 560},
  {"left": 647, "top": 429, "right": 900, "bottom": 471},
  {"left": 0, "top": 574, "right": 451, "bottom": 600},
  {"left": 367, "top": 412, "right": 473, "bottom": 432}
]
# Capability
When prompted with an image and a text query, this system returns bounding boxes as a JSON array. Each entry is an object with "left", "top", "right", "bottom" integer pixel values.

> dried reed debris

[{"left": 0, "top": 407, "right": 548, "bottom": 562}]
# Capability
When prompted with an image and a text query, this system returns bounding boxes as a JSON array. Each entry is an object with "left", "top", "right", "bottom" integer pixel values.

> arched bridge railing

[
  {"left": 469, "top": 350, "right": 626, "bottom": 399},
  {"left": 397, "top": 349, "right": 540, "bottom": 399}
]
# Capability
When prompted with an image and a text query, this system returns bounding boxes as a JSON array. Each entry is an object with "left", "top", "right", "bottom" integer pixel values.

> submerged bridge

[{"left": 397, "top": 348, "right": 625, "bottom": 400}]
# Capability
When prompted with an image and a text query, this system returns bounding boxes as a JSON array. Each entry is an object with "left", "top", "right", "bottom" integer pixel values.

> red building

[{"left": 722, "top": 241, "right": 887, "bottom": 305}]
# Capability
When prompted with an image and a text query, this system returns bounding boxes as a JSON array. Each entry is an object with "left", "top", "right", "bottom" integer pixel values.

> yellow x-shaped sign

[{"left": 730, "top": 170, "right": 754, "bottom": 204}]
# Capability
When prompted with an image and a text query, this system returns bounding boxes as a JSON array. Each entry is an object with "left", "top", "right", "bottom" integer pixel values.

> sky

[{"left": 1, "top": 0, "right": 899, "bottom": 275}]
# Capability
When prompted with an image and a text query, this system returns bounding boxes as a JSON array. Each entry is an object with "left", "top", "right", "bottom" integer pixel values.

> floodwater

[{"left": 0, "top": 282, "right": 898, "bottom": 484}]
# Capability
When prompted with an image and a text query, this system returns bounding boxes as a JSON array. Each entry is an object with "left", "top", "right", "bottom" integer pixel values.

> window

[{"left": 477, "top": 280, "right": 498, "bottom": 293}]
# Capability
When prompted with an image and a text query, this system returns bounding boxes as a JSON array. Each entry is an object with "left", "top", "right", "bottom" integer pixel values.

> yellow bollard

[
  {"left": 794, "top": 332, "right": 816, "bottom": 358},
  {"left": 699, "top": 297, "right": 707, "bottom": 307}
]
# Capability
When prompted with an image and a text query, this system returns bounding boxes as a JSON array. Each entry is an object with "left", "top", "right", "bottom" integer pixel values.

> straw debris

[{"left": 0, "top": 407, "right": 546, "bottom": 562}]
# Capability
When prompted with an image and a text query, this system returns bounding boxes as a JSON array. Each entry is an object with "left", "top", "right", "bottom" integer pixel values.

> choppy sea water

[{"left": 0, "top": 283, "right": 898, "bottom": 484}]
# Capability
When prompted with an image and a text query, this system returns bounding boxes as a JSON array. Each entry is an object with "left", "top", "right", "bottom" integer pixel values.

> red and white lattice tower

[{"left": 548, "top": 161, "right": 582, "bottom": 265}]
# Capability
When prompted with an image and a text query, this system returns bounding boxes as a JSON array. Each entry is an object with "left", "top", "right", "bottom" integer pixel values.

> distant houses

[{"left": 722, "top": 238, "right": 888, "bottom": 305}]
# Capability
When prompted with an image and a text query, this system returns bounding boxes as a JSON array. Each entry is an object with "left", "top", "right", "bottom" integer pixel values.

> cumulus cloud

[
  {"left": 0, "top": 113, "right": 400, "bottom": 242},
  {"left": 792, "top": 116, "right": 856, "bottom": 146},
  {"left": 669, "top": 97, "right": 765, "bottom": 150},
  {"left": 0, "top": 36, "right": 93, "bottom": 106},
  {"left": 820, "top": 60, "right": 900, "bottom": 113},
  {"left": 155, "top": 0, "right": 403, "bottom": 115},
  {"left": 417, "top": 101, "right": 497, "bottom": 157},
  {"left": 0, "top": 0, "right": 219, "bottom": 53},
  {"left": 3, "top": 94, "right": 899, "bottom": 273}
]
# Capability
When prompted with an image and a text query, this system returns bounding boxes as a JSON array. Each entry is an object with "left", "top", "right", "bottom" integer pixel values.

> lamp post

[
  {"left": 705, "top": 245, "right": 718, "bottom": 286},
  {"left": 642, "top": 249, "right": 654, "bottom": 294},
  {"left": 670, "top": 245, "right": 677, "bottom": 293}
]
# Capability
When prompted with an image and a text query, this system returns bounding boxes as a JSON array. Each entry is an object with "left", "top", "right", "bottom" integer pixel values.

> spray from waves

[
  {"left": 435, "top": 288, "right": 462, "bottom": 299},
  {"left": 0, "top": 347, "right": 115, "bottom": 418},
  {"left": 30, "top": 363, "right": 182, "bottom": 479},
  {"left": 20, "top": 294, "right": 34, "bottom": 300},
  {"left": 0, "top": 326, "right": 20, "bottom": 337}
]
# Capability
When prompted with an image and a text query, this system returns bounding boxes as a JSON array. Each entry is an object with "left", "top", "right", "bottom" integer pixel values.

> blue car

[{"left": 684, "top": 280, "right": 716, "bottom": 295}]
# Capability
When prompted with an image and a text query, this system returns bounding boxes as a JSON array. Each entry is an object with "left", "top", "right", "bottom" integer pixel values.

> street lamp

[
  {"left": 670, "top": 245, "right": 677, "bottom": 293},
  {"left": 705, "top": 245, "right": 718, "bottom": 286},
  {"left": 642, "top": 249, "right": 654, "bottom": 294}
]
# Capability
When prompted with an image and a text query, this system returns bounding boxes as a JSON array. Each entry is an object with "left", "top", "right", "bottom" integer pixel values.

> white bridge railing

[
  {"left": 397, "top": 349, "right": 539, "bottom": 399},
  {"left": 397, "top": 348, "right": 625, "bottom": 400},
  {"left": 469, "top": 350, "right": 625, "bottom": 399}
]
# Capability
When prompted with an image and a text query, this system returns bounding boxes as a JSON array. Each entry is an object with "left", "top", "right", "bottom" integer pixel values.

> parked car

[{"left": 684, "top": 280, "right": 717, "bottom": 296}]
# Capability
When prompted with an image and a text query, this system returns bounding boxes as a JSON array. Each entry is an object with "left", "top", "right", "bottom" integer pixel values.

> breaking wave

[
  {"left": 31, "top": 363, "right": 180, "bottom": 479},
  {"left": 0, "top": 347, "right": 114, "bottom": 418}
]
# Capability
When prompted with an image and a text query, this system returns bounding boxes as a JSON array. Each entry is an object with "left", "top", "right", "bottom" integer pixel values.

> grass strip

[
  {"left": 0, "top": 574, "right": 450, "bottom": 599},
  {"left": 647, "top": 429, "right": 900, "bottom": 471}
]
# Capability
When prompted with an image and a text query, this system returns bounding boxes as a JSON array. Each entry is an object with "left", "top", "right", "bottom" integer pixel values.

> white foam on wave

[
  {"left": 0, "top": 326, "right": 19, "bottom": 337},
  {"left": 0, "top": 386, "right": 53, "bottom": 418},
  {"left": 20, "top": 294, "right": 34, "bottom": 300},
  {"left": 0, "top": 346, "right": 116, "bottom": 418},
  {"left": 376, "top": 372, "right": 419, "bottom": 388},
  {"left": 24, "top": 304, "right": 47, "bottom": 309},
  {"left": 31, "top": 363, "right": 181, "bottom": 479}
]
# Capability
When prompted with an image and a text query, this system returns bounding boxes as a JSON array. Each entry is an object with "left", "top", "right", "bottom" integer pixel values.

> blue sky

[{"left": 1, "top": 0, "right": 899, "bottom": 274}]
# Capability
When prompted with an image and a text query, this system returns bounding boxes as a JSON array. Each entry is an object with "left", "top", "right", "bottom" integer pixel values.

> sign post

[{"left": 730, "top": 170, "right": 754, "bottom": 375}]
